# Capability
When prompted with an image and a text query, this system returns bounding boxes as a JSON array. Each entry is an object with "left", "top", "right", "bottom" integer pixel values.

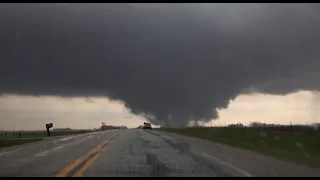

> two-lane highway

[{"left": 0, "top": 129, "right": 251, "bottom": 177}]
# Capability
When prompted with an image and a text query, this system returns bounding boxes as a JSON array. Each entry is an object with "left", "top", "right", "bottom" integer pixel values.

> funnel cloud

[{"left": 1, "top": 3, "right": 320, "bottom": 127}]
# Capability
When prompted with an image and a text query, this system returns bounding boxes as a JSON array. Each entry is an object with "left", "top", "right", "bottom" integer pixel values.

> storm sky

[{"left": 1, "top": 3, "right": 320, "bottom": 128}]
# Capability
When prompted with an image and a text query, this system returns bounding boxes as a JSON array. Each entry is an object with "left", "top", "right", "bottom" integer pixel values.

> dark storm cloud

[{"left": 1, "top": 3, "right": 320, "bottom": 127}]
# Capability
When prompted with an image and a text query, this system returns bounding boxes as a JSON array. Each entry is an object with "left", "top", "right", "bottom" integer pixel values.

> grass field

[
  {"left": 157, "top": 127, "right": 320, "bottom": 169},
  {"left": 0, "top": 130, "right": 99, "bottom": 148},
  {"left": 1, "top": 130, "right": 98, "bottom": 140}
]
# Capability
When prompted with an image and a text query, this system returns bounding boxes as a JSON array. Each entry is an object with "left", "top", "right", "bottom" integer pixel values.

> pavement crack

[
  {"left": 144, "top": 130, "right": 233, "bottom": 176},
  {"left": 146, "top": 153, "right": 171, "bottom": 177},
  {"left": 141, "top": 139, "right": 151, "bottom": 148},
  {"left": 143, "top": 130, "right": 190, "bottom": 154},
  {"left": 127, "top": 144, "right": 135, "bottom": 155}
]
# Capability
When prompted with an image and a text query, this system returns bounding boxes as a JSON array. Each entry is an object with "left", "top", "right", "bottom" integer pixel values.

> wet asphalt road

[{"left": 0, "top": 129, "right": 252, "bottom": 177}]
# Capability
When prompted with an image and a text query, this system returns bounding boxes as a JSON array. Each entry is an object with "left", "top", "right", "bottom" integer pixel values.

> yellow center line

[
  {"left": 72, "top": 138, "right": 116, "bottom": 177},
  {"left": 72, "top": 152, "right": 102, "bottom": 177},
  {"left": 55, "top": 132, "right": 119, "bottom": 177}
]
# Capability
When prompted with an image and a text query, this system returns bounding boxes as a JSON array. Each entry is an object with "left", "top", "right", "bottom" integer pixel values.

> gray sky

[{"left": 1, "top": 3, "right": 320, "bottom": 128}]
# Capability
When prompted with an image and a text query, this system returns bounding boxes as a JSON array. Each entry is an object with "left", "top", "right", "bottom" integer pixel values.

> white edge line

[
  {"left": 202, "top": 152, "right": 253, "bottom": 177},
  {"left": 33, "top": 135, "right": 95, "bottom": 157},
  {"left": 59, "top": 136, "right": 76, "bottom": 141},
  {"left": 0, "top": 142, "right": 47, "bottom": 156},
  {"left": 0, "top": 132, "right": 99, "bottom": 156}
]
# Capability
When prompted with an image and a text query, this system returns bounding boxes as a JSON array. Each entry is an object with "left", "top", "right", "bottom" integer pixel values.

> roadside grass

[
  {"left": 157, "top": 127, "right": 320, "bottom": 169},
  {"left": 0, "top": 138, "right": 43, "bottom": 148},
  {"left": 1, "top": 130, "right": 98, "bottom": 140},
  {"left": 0, "top": 130, "right": 99, "bottom": 148}
]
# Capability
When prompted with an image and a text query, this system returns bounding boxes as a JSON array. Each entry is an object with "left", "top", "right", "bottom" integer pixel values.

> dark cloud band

[{"left": 1, "top": 3, "right": 320, "bottom": 127}]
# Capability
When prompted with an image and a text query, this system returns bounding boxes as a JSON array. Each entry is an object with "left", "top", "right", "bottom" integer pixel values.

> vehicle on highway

[{"left": 143, "top": 122, "right": 152, "bottom": 129}]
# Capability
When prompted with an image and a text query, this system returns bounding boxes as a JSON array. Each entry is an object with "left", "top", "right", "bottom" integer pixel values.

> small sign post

[{"left": 45, "top": 123, "right": 53, "bottom": 137}]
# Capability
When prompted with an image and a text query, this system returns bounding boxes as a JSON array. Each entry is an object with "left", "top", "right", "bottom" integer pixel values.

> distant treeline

[
  {"left": 100, "top": 125, "right": 128, "bottom": 130},
  {"left": 186, "top": 121, "right": 320, "bottom": 133},
  {"left": 53, "top": 128, "right": 100, "bottom": 132}
]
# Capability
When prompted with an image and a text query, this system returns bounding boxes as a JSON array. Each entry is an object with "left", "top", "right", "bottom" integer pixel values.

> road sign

[
  {"left": 45, "top": 123, "right": 53, "bottom": 137},
  {"left": 46, "top": 123, "right": 53, "bottom": 129}
]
